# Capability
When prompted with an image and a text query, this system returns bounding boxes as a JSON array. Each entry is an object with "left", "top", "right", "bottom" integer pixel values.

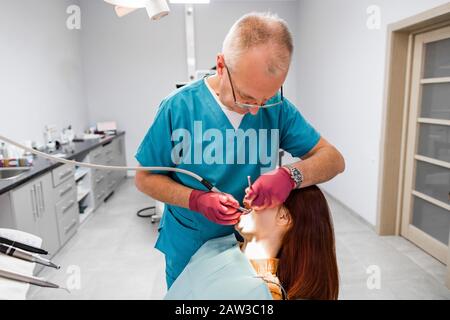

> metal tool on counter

[
  {"left": 0, "top": 269, "right": 70, "bottom": 293},
  {"left": 0, "top": 244, "right": 60, "bottom": 269}
]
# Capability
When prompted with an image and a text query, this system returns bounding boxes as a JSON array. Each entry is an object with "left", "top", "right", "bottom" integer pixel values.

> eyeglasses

[{"left": 224, "top": 63, "right": 284, "bottom": 109}]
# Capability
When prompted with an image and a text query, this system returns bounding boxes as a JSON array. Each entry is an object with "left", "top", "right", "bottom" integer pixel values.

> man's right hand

[{"left": 189, "top": 190, "right": 242, "bottom": 225}]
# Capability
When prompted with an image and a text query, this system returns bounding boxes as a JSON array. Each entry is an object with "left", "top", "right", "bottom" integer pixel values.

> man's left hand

[{"left": 244, "top": 167, "right": 295, "bottom": 210}]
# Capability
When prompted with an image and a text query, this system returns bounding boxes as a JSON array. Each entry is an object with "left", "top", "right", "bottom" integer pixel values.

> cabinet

[
  {"left": 0, "top": 133, "right": 127, "bottom": 274},
  {"left": 52, "top": 164, "right": 79, "bottom": 246},
  {"left": 87, "top": 136, "right": 127, "bottom": 209},
  {"left": 10, "top": 173, "right": 60, "bottom": 257}
]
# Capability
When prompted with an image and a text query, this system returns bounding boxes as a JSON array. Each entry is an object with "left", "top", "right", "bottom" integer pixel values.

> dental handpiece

[
  {"left": 0, "top": 134, "right": 251, "bottom": 214},
  {"left": 210, "top": 186, "right": 250, "bottom": 214},
  {"left": 0, "top": 268, "right": 67, "bottom": 291},
  {"left": 0, "top": 244, "right": 60, "bottom": 269}
]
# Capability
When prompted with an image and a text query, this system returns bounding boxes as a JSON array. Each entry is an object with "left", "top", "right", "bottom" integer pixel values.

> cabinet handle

[
  {"left": 35, "top": 184, "right": 42, "bottom": 218},
  {"left": 62, "top": 200, "right": 75, "bottom": 214},
  {"left": 30, "top": 188, "right": 37, "bottom": 221},
  {"left": 39, "top": 181, "right": 45, "bottom": 213},
  {"left": 96, "top": 176, "right": 104, "bottom": 184},
  {"left": 34, "top": 185, "right": 40, "bottom": 218},
  {"left": 64, "top": 219, "right": 77, "bottom": 234},
  {"left": 59, "top": 184, "right": 73, "bottom": 197},
  {"left": 59, "top": 169, "right": 73, "bottom": 180}
]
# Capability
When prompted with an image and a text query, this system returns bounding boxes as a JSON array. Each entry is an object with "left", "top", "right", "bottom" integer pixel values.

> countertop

[{"left": 0, "top": 132, "right": 125, "bottom": 196}]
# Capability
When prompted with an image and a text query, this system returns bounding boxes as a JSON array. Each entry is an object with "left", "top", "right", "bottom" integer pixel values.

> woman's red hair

[{"left": 277, "top": 185, "right": 339, "bottom": 300}]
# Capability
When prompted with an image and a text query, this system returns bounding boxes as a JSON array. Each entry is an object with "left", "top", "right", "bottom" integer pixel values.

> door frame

[{"left": 375, "top": 3, "right": 450, "bottom": 288}]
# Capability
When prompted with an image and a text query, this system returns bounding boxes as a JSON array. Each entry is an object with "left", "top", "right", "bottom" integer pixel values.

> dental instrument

[
  {"left": 0, "top": 269, "right": 70, "bottom": 293},
  {"left": 0, "top": 244, "right": 60, "bottom": 270},
  {"left": 0, "top": 236, "right": 48, "bottom": 255},
  {"left": 0, "top": 134, "right": 250, "bottom": 214}
]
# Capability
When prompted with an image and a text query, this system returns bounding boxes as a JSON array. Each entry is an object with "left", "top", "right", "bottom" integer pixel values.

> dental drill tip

[
  {"left": 238, "top": 206, "right": 251, "bottom": 214},
  {"left": 37, "top": 259, "right": 60, "bottom": 269},
  {"left": 59, "top": 286, "right": 71, "bottom": 294}
]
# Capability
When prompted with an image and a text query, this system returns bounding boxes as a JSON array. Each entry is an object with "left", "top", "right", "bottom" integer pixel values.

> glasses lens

[{"left": 233, "top": 85, "right": 283, "bottom": 109}]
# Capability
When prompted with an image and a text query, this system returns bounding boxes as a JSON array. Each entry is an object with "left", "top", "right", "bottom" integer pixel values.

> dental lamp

[{"left": 103, "top": 0, "right": 171, "bottom": 20}]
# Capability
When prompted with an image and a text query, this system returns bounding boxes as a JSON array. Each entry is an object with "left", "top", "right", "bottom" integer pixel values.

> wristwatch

[{"left": 284, "top": 165, "right": 303, "bottom": 189}]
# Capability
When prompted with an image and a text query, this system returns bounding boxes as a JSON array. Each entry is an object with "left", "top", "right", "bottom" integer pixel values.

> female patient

[{"left": 164, "top": 185, "right": 339, "bottom": 300}]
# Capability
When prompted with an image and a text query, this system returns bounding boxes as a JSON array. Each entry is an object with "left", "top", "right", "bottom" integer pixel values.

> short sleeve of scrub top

[
  {"left": 279, "top": 99, "right": 321, "bottom": 158},
  {"left": 135, "top": 100, "right": 174, "bottom": 173}
]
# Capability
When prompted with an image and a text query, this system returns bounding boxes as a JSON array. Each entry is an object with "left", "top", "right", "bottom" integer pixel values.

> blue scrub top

[{"left": 135, "top": 78, "right": 320, "bottom": 286}]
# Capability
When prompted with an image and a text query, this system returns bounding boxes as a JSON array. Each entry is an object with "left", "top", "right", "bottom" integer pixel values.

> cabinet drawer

[
  {"left": 93, "top": 171, "right": 107, "bottom": 191},
  {"left": 58, "top": 213, "right": 78, "bottom": 246},
  {"left": 103, "top": 141, "right": 115, "bottom": 158},
  {"left": 106, "top": 177, "right": 117, "bottom": 195},
  {"left": 93, "top": 176, "right": 107, "bottom": 206},
  {"left": 105, "top": 154, "right": 115, "bottom": 166},
  {"left": 54, "top": 179, "right": 76, "bottom": 202},
  {"left": 94, "top": 189, "right": 107, "bottom": 207},
  {"left": 52, "top": 164, "right": 75, "bottom": 187},
  {"left": 55, "top": 190, "right": 77, "bottom": 220},
  {"left": 90, "top": 147, "right": 106, "bottom": 164}
]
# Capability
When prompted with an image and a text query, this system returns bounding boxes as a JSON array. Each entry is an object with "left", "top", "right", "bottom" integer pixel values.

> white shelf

[
  {"left": 77, "top": 188, "right": 90, "bottom": 202},
  {"left": 79, "top": 207, "right": 94, "bottom": 224},
  {"left": 75, "top": 167, "right": 89, "bottom": 181}
]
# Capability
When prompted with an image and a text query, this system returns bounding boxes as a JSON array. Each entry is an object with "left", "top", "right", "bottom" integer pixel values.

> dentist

[{"left": 135, "top": 12, "right": 345, "bottom": 289}]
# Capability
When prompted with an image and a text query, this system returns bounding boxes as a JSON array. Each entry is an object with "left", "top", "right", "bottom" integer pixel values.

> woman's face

[{"left": 235, "top": 205, "right": 290, "bottom": 240}]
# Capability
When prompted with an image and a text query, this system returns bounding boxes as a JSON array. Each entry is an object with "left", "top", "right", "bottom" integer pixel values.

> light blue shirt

[
  {"left": 135, "top": 78, "right": 320, "bottom": 286},
  {"left": 165, "top": 234, "right": 273, "bottom": 300}
]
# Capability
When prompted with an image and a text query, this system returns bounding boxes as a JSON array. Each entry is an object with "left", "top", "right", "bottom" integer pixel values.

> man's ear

[{"left": 216, "top": 54, "right": 225, "bottom": 77}]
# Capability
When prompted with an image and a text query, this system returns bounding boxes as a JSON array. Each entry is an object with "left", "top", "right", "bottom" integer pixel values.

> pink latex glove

[
  {"left": 189, "top": 190, "right": 242, "bottom": 225},
  {"left": 244, "top": 167, "right": 295, "bottom": 210}
]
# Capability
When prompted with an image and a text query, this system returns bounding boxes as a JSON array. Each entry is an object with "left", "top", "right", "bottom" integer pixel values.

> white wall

[
  {"left": 295, "top": 0, "right": 449, "bottom": 225},
  {"left": 79, "top": 0, "right": 300, "bottom": 170},
  {"left": 0, "top": 0, "right": 88, "bottom": 148}
]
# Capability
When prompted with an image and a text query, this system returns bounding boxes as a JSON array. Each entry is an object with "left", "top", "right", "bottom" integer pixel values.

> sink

[{"left": 0, "top": 168, "right": 31, "bottom": 180}]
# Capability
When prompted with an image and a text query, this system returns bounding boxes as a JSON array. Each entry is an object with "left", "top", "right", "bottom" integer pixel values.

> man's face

[{"left": 217, "top": 45, "right": 288, "bottom": 115}]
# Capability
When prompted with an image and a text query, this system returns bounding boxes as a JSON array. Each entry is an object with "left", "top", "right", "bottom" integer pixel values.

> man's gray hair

[{"left": 222, "top": 12, "right": 293, "bottom": 75}]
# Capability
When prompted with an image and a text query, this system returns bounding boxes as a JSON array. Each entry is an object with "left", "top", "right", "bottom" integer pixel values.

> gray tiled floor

[{"left": 28, "top": 178, "right": 450, "bottom": 300}]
